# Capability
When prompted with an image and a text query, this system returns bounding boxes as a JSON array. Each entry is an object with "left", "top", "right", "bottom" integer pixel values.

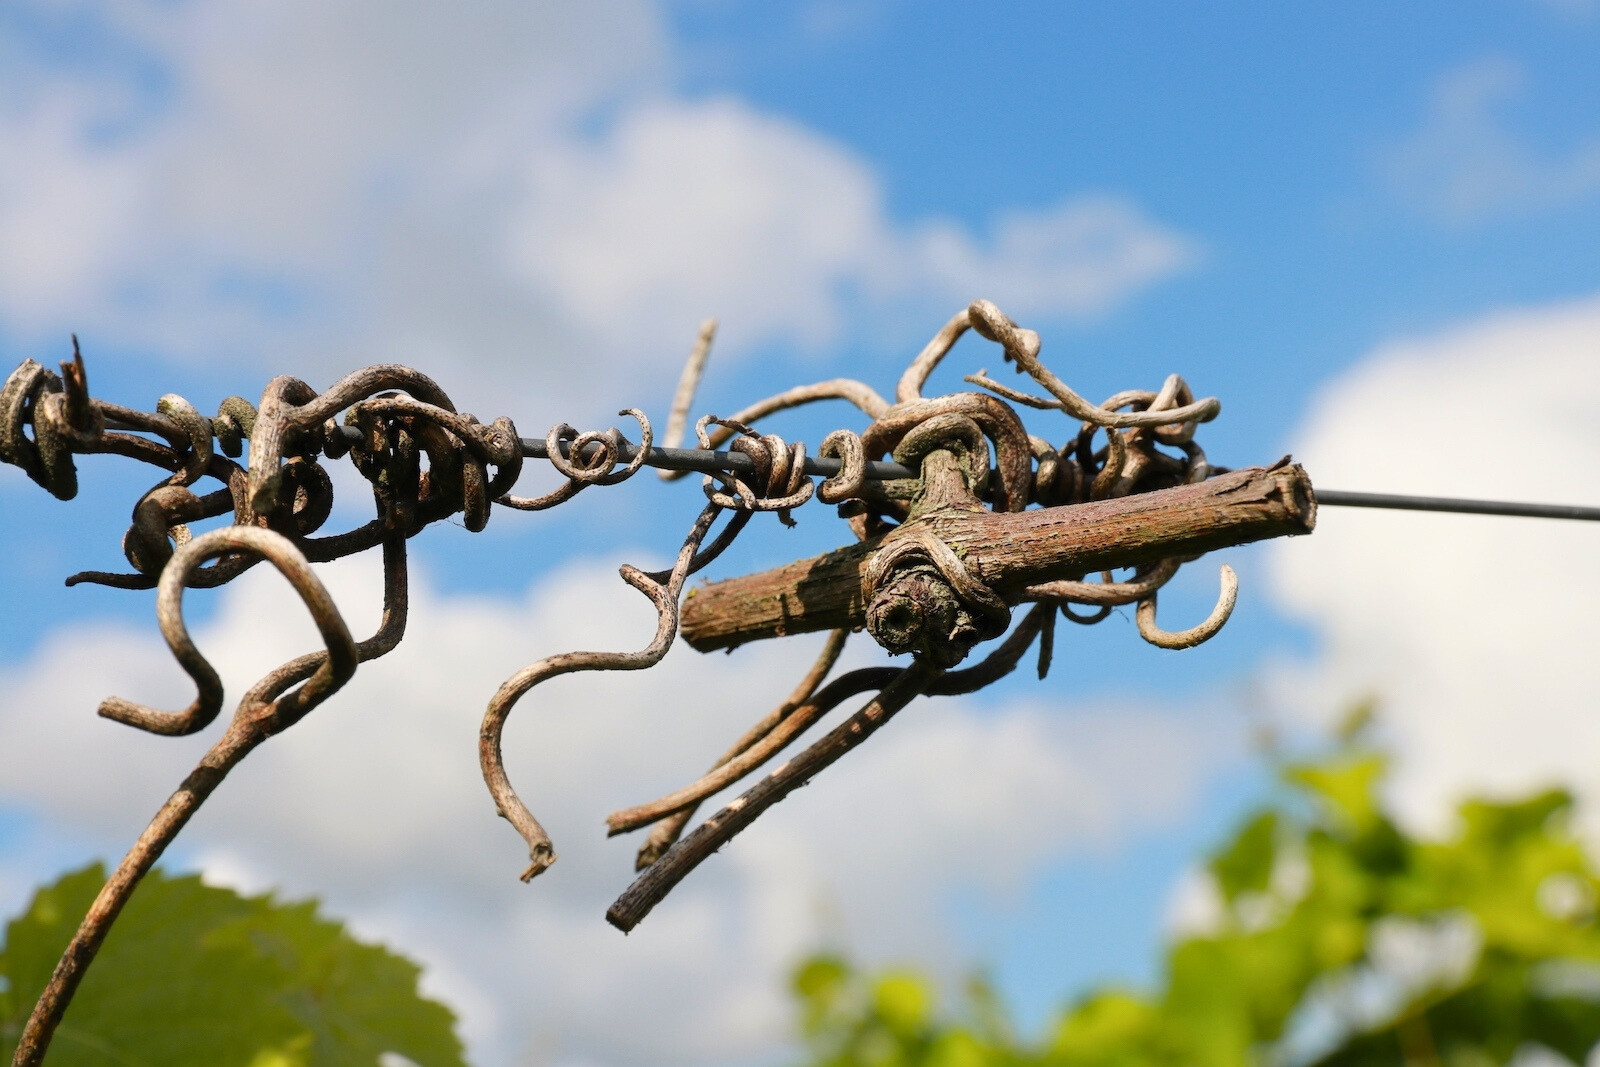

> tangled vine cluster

[{"left": 0, "top": 299, "right": 1269, "bottom": 1066}]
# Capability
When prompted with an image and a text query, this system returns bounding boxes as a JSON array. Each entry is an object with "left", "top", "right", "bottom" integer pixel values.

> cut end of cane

[{"left": 519, "top": 844, "right": 556, "bottom": 882}]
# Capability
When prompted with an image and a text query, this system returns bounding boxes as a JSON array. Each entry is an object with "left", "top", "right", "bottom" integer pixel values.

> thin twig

[
  {"left": 616, "top": 629, "right": 848, "bottom": 865},
  {"left": 660, "top": 318, "right": 718, "bottom": 467},
  {"left": 606, "top": 659, "right": 944, "bottom": 933},
  {"left": 1023, "top": 559, "right": 1181, "bottom": 605},
  {"left": 658, "top": 379, "right": 892, "bottom": 481}
]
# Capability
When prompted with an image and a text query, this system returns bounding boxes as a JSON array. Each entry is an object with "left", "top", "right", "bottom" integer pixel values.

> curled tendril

[
  {"left": 659, "top": 377, "right": 890, "bottom": 482},
  {"left": 122, "top": 483, "right": 215, "bottom": 575},
  {"left": 499, "top": 410, "right": 650, "bottom": 511},
  {"left": 1, "top": 358, "right": 86, "bottom": 499},
  {"left": 1087, "top": 422, "right": 1130, "bottom": 501},
  {"left": 894, "top": 412, "right": 992, "bottom": 500},
  {"left": 817, "top": 428, "right": 867, "bottom": 505},
  {"left": 966, "top": 299, "right": 1221, "bottom": 429},
  {"left": 695, "top": 415, "right": 815, "bottom": 525},
  {"left": 155, "top": 394, "right": 213, "bottom": 487},
  {"left": 212, "top": 396, "right": 256, "bottom": 458},
  {"left": 11, "top": 524, "right": 392, "bottom": 1066},
  {"left": 98, "top": 526, "right": 359, "bottom": 736},
  {"left": 5, "top": 343, "right": 626, "bottom": 588},
  {"left": 479, "top": 502, "right": 727, "bottom": 882},
  {"left": 1136, "top": 563, "right": 1239, "bottom": 649},
  {"left": 1024, "top": 559, "right": 1182, "bottom": 605},
  {"left": 549, "top": 409, "right": 653, "bottom": 486},
  {"left": 1061, "top": 602, "right": 1113, "bottom": 625},
  {"left": 860, "top": 391, "right": 1032, "bottom": 513}
]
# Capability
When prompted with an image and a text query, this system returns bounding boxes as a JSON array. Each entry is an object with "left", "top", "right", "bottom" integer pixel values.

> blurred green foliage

[
  {"left": 0, "top": 863, "right": 464, "bottom": 1066},
  {"left": 793, "top": 730, "right": 1600, "bottom": 1067}
]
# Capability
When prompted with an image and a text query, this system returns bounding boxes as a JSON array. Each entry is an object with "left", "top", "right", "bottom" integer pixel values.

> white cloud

[
  {"left": 512, "top": 97, "right": 1194, "bottom": 358},
  {"left": 510, "top": 96, "right": 888, "bottom": 357},
  {"left": 0, "top": 0, "right": 669, "bottom": 415},
  {"left": 910, "top": 195, "right": 1196, "bottom": 321},
  {"left": 0, "top": 0, "right": 1192, "bottom": 426},
  {"left": 1267, "top": 292, "right": 1600, "bottom": 834},
  {"left": 0, "top": 548, "right": 1232, "bottom": 1066},
  {"left": 1384, "top": 58, "right": 1600, "bottom": 225},
  {"left": 0, "top": 91, "right": 144, "bottom": 319}
]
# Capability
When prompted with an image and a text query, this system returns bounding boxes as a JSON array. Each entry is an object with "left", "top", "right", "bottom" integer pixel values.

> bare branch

[
  {"left": 660, "top": 317, "right": 718, "bottom": 462},
  {"left": 0, "top": 296, "right": 1307, "bottom": 1039},
  {"left": 606, "top": 660, "right": 944, "bottom": 933}
]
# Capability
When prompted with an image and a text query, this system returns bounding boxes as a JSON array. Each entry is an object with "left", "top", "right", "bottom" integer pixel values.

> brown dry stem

[
  {"left": 11, "top": 524, "right": 394, "bottom": 1067},
  {"left": 612, "top": 628, "right": 848, "bottom": 866},
  {"left": 606, "top": 659, "right": 944, "bottom": 932},
  {"left": 2, "top": 296, "right": 1298, "bottom": 1006},
  {"left": 478, "top": 503, "right": 727, "bottom": 881},
  {"left": 680, "top": 464, "right": 1316, "bottom": 651}
]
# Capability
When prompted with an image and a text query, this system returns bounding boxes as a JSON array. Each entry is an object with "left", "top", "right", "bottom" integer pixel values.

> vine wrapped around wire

[{"left": 1, "top": 300, "right": 1259, "bottom": 1065}]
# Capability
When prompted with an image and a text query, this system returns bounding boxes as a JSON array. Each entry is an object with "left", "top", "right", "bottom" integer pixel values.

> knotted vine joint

[
  {"left": 862, "top": 415, "right": 1011, "bottom": 666},
  {"left": 864, "top": 548, "right": 1009, "bottom": 667}
]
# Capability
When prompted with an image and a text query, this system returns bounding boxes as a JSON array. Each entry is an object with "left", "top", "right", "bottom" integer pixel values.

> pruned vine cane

[{"left": 0, "top": 300, "right": 1315, "bottom": 1065}]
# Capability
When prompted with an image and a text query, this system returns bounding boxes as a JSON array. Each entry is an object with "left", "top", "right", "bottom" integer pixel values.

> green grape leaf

[
  {"left": 785, "top": 720, "right": 1600, "bottom": 1067},
  {"left": 1209, "top": 812, "right": 1278, "bottom": 903},
  {"left": 1284, "top": 754, "right": 1386, "bottom": 835},
  {"left": 0, "top": 864, "right": 464, "bottom": 1067},
  {"left": 872, "top": 971, "right": 934, "bottom": 1038}
]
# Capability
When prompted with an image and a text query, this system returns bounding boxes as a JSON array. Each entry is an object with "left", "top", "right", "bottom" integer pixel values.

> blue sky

[{"left": 3, "top": 3, "right": 1600, "bottom": 1064}]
